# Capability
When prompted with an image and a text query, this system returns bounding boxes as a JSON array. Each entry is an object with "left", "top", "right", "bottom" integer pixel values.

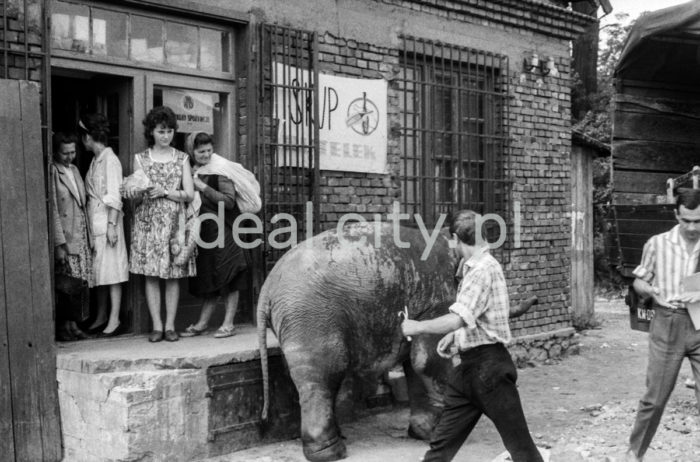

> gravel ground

[{"left": 202, "top": 298, "right": 700, "bottom": 462}]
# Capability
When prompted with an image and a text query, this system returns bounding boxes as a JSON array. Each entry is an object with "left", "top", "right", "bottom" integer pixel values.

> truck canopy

[{"left": 615, "top": 1, "right": 700, "bottom": 85}]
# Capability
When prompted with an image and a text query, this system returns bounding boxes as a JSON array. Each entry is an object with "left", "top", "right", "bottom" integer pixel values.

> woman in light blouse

[{"left": 80, "top": 114, "right": 129, "bottom": 336}]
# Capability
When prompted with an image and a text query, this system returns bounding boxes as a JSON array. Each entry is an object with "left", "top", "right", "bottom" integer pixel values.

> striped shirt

[
  {"left": 633, "top": 225, "right": 700, "bottom": 307},
  {"left": 450, "top": 248, "right": 512, "bottom": 351}
]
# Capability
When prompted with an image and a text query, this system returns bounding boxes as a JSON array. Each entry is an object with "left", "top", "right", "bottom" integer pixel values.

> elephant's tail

[{"left": 257, "top": 281, "right": 272, "bottom": 423}]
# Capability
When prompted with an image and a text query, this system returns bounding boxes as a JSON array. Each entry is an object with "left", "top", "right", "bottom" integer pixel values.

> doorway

[{"left": 51, "top": 70, "right": 133, "bottom": 338}]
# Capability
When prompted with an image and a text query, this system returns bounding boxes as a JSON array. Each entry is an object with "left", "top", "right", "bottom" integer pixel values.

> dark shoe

[
  {"left": 164, "top": 330, "right": 179, "bottom": 342},
  {"left": 148, "top": 330, "right": 164, "bottom": 343},
  {"left": 99, "top": 322, "right": 124, "bottom": 338},
  {"left": 180, "top": 324, "right": 207, "bottom": 337},
  {"left": 69, "top": 323, "right": 92, "bottom": 340},
  {"left": 87, "top": 320, "right": 108, "bottom": 335},
  {"left": 56, "top": 327, "right": 76, "bottom": 342}
]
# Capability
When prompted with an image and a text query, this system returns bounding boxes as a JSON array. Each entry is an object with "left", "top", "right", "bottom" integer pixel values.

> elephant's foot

[
  {"left": 408, "top": 409, "right": 439, "bottom": 441},
  {"left": 302, "top": 434, "right": 347, "bottom": 462}
]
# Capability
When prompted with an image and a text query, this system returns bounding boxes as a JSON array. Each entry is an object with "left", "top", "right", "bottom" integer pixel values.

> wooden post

[
  {"left": 571, "top": 144, "right": 595, "bottom": 327},
  {"left": 0, "top": 79, "right": 62, "bottom": 461}
]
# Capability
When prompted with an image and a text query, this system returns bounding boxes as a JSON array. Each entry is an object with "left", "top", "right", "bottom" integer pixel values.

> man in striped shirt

[
  {"left": 626, "top": 188, "right": 700, "bottom": 462},
  {"left": 401, "top": 210, "right": 543, "bottom": 462}
]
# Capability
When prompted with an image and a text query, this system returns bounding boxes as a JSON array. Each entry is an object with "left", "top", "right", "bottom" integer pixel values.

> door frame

[{"left": 50, "top": 57, "right": 237, "bottom": 333}]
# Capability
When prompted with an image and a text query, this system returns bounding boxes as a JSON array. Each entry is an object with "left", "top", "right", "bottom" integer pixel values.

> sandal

[
  {"left": 213, "top": 325, "right": 236, "bottom": 339},
  {"left": 180, "top": 324, "right": 207, "bottom": 337}
]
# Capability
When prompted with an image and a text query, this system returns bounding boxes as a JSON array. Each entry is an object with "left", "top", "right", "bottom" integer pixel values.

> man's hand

[
  {"left": 676, "top": 291, "right": 700, "bottom": 304},
  {"left": 437, "top": 332, "right": 456, "bottom": 358},
  {"left": 633, "top": 278, "right": 675, "bottom": 308},
  {"left": 401, "top": 319, "right": 422, "bottom": 338}
]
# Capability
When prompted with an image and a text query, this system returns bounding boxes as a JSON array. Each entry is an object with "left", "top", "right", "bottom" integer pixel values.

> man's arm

[{"left": 401, "top": 313, "right": 464, "bottom": 337}]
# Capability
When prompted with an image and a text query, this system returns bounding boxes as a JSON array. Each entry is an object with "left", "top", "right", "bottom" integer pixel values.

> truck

[{"left": 610, "top": 2, "right": 700, "bottom": 331}]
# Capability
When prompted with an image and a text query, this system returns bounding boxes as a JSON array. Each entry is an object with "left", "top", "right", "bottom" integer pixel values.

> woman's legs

[
  {"left": 193, "top": 297, "right": 218, "bottom": 330},
  {"left": 164, "top": 279, "right": 180, "bottom": 332},
  {"left": 89, "top": 286, "right": 109, "bottom": 330},
  {"left": 221, "top": 290, "right": 239, "bottom": 329},
  {"left": 103, "top": 283, "right": 122, "bottom": 333},
  {"left": 145, "top": 276, "right": 163, "bottom": 331}
]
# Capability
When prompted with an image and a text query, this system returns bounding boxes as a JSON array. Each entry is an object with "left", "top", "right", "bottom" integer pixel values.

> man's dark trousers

[{"left": 422, "top": 343, "right": 543, "bottom": 462}]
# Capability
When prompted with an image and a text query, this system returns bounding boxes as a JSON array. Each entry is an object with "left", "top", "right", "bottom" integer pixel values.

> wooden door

[{"left": 0, "top": 79, "right": 62, "bottom": 461}]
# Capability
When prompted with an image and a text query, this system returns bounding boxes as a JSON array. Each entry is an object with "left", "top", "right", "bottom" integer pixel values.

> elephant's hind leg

[
  {"left": 285, "top": 341, "right": 348, "bottom": 461},
  {"left": 296, "top": 380, "right": 347, "bottom": 461}
]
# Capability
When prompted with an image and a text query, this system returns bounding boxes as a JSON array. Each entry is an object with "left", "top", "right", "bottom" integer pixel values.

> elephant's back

[{"left": 263, "top": 222, "right": 456, "bottom": 313}]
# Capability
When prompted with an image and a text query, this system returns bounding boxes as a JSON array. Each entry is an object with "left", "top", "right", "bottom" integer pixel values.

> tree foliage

[{"left": 572, "top": 13, "right": 632, "bottom": 142}]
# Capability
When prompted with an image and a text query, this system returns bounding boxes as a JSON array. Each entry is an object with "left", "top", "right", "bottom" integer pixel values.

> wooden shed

[{"left": 610, "top": 2, "right": 700, "bottom": 278}]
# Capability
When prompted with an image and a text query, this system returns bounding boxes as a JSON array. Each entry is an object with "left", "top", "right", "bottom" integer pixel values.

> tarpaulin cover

[{"left": 615, "top": 0, "right": 700, "bottom": 83}]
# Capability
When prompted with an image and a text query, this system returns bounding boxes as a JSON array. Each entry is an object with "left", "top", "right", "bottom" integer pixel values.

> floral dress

[{"left": 129, "top": 148, "right": 196, "bottom": 279}]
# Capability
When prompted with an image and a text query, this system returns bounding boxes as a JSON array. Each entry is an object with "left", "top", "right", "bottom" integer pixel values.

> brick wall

[
  {"left": 0, "top": 0, "right": 44, "bottom": 82},
  {"left": 506, "top": 57, "right": 573, "bottom": 335},
  {"left": 277, "top": 0, "right": 588, "bottom": 337},
  {"left": 317, "top": 34, "right": 401, "bottom": 229}
]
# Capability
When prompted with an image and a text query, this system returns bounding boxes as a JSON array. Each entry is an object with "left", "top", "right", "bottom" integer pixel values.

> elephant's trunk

[{"left": 257, "top": 282, "right": 272, "bottom": 422}]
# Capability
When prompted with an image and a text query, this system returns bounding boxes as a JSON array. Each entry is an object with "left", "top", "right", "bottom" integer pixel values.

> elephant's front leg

[
  {"left": 285, "top": 344, "right": 348, "bottom": 462},
  {"left": 404, "top": 334, "right": 448, "bottom": 440}
]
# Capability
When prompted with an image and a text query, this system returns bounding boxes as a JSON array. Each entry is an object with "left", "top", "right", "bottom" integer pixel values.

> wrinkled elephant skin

[{"left": 257, "top": 223, "right": 535, "bottom": 461}]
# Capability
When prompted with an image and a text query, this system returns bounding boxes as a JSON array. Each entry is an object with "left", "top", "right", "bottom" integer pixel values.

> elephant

[{"left": 256, "top": 222, "right": 536, "bottom": 461}]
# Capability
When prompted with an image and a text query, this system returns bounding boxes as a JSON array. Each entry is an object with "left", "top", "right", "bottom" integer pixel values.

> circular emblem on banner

[
  {"left": 346, "top": 92, "right": 379, "bottom": 135},
  {"left": 183, "top": 95, "right": 195, "bottom": 110}
]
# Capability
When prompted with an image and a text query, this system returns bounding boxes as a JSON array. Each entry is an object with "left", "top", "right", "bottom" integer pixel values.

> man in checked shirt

[
  {"left": 624, "top": 188, "right": 700, "bottom": 462},
  {"left": 401, "top": 210, "right": 543, "bottom": 462}
]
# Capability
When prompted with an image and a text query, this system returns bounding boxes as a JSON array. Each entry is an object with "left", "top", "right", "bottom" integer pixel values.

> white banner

[
  {"left": 162, "top": 89, "right": 216, "bottom": 134},
  {"left": 274, "top": 63, "right": 387, "bottom": 174}
]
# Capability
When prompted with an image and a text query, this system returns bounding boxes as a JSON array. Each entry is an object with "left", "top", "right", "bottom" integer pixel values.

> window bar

[
  {"left": 429, "top": 39, "right": 437, "bottom": 225},
  {"left": 401, "top": 37, "right": 407, "bottom": 209},
  {"left": 311, "top": 31, "right": 320, "bottom": 233},
  {"left": 412, "top": 38, "right": 418, "bottom": 218},
  {"left": 282, "top": 26, "right": 290, "bottom": 224},
  {"left": 291, "top": 29, "right": 299, "bottom": 213},
  {"left": 410, "top": 38, "right": 418, "bottom": 216},
  {"left": 466, "top": 47, "right": 473, "bottom": 210},
  {"left": 2, "top": 0, "right": 6, "bottom": 79},
  {"left": 456, "top": 44, "right": 464, "bottom": 211},
  {"left": 270, "top": 25, "right": 280, "bottom": 260}
]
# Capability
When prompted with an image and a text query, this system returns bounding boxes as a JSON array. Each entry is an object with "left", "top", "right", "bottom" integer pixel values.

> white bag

[{"left": 195, "top": 153, "right": 261, "bottom": 214}]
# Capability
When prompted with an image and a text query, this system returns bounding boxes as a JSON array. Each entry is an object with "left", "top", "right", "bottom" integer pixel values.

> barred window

[{"left": 398, "top": 37, "right": 510, "bottom": 250}]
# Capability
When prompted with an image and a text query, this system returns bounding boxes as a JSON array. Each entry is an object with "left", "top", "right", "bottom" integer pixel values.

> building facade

[{"left": 0, "top": 0, "right": 592, "bottom": 460}]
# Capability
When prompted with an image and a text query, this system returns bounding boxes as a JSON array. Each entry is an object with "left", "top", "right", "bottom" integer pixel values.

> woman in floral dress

[{"left": 126, "top": 106, "right": 195, "bottom": 343}]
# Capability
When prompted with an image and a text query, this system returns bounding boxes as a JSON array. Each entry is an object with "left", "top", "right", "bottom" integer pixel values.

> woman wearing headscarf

[{"left": 180, "top": 132, "right": 251, "bottom": 339}]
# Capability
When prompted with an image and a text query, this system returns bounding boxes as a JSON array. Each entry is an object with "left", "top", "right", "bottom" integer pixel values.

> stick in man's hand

[{"left": 399, "top": 305, "right": 412, "bottom": 341}]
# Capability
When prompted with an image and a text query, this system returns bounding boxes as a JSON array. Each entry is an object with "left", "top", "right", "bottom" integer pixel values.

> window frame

[
  {"left": 398, "top": 36, "right": 511, "bottom": 257},
  {"left": 50, "top": 0, "right": 235, "bottom": 80}
]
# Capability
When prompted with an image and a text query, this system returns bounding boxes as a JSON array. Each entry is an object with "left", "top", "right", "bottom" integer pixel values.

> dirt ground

[{"left": 203, "top": 298, "right": 700, "bottom": 462}]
